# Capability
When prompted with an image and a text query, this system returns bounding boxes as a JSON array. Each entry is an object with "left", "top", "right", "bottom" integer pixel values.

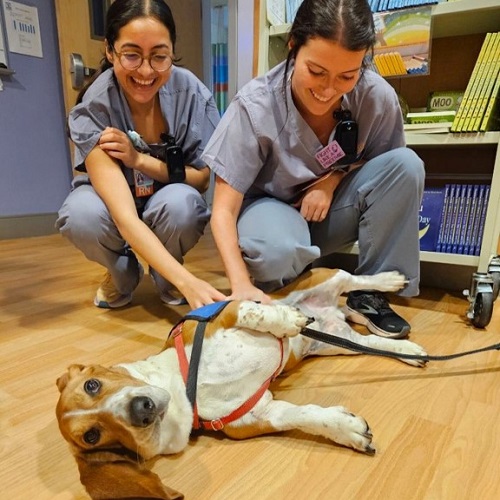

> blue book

[
  {"left": 456, "top": 184, "right": 474, "bottom": 254},
  {"left": 451, "top": 184, "right": 468, "bottom": 253},
  {"left": 435, "top": 184, "right": 451, "bottom": 252},
  {"left": 474, "top": 185, "right": 491, "bottom": 256},
  {"left": 444, "top": 184, "right": 461, "bottom": 253},
  {"left": 462, "top": 184, "right": 480, "bottom": 255},
  {"left": 419, "top": 187, "right": 446, "bottom": 251},
  {"left": 468, "top": 185, "right": 486, "bottom": 255}
]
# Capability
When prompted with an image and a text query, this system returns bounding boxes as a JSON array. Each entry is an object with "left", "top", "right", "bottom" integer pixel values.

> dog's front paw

[
  {"left": 238, "top": 302, "right": 312, "bottom": 338},
  {"left": 274, "top": 305, "right": 312, "bottom": 337},
  {"left": 373, "top": 271, "right": 408, "bottom": 292}
]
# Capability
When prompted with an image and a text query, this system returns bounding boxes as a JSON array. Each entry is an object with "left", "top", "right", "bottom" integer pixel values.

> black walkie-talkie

[
  {"left": 333, "top": 109, "right": 359, "bottom": 165},
  {"left": 160, "top": 133, "right": 186, "bottom": 183}
]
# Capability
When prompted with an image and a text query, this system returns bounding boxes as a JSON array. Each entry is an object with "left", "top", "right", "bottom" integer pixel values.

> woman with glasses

[{"left": 56, "top": 0, "right": 226, "bottom": 309}]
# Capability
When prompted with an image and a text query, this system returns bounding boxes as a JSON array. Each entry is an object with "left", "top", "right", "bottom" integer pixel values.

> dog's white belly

[{"left": 193, "top": 328, "right": 288, "bottom": 419}]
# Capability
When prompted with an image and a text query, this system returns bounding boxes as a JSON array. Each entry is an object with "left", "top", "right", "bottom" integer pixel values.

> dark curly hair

[{"left": 76, "top": 0, "right": 177, "bottom": 104}]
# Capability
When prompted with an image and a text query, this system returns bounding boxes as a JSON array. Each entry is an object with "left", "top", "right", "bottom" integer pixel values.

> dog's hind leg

[
  {"left": 224, "top": 395, "right": 375, "bottom": 455},
  {"left": 300, "top": 320, "right": 428, "bottom": 368},
  {"left": 281, "top": 270, "right": 408, "bottom": 312}
]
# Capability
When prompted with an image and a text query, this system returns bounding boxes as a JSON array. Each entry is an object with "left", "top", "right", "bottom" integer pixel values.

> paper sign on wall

[{"left": 2, "top": 0, "right": 43, "bottom": 58}]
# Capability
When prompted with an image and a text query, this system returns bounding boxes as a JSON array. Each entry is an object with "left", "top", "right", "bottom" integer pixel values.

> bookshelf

[{"left": 255, "top": 0, "right": 500, "bottom": 285}]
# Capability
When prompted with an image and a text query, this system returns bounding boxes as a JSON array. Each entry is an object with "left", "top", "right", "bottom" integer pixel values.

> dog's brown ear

[
  {"left": 75, "top": 454, "right": 184, "bottom": 499},
  {"left": 56, "top": 364, "right": 86, "bottom": 392}
]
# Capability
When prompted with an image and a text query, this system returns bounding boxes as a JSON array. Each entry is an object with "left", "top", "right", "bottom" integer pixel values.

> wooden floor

[{"left": 1, "top": 231, "right": 500, "bottom": 500}]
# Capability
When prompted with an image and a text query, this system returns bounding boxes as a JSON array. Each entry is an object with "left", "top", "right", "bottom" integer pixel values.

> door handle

[{"left": 69, "top": 53, "right": 96, "bottom": 90}]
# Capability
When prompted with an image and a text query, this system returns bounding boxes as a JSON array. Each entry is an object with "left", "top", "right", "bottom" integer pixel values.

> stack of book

[
  {"left": 404, "top": 110, "right": 456, "bottom": 133},
  {"left": 373, "top": 52, "right": 407, "bottom": 77},
  {"left": 419, "top": 184, "right": 491, "bottom": 255},
  {"left": 451, "top": 32, "right": 500, "bottom": 133}
]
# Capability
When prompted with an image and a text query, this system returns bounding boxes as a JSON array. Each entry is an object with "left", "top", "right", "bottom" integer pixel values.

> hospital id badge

[
  {"left": 315, "top": 140, "right": 346, "bottom": 170},
  {"left": 134, "top": 169, "right": 154, "bottom": 197}
]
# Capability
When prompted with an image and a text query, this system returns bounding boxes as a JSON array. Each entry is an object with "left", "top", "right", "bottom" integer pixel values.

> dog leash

[{"left": 300, "top": 326, "right": 500, "bottom": 362}]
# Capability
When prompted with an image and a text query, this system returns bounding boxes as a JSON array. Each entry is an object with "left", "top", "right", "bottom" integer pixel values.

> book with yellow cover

[
  {"left": 479, "top": 68, "right": 500, "bottom": 132},
  {"left": 466, "top": 32, "right": 500, "bottom": 132},
  {"left": 471, "top": 32, "right": 500, "bottom": 131},
  {"left": 451, "top": 33, "right": 493, "bottom": 132},
  {"left": 462, "top": 33, "right": 497, "bottom": 132},
  {"left": 374, "top": 54, "right": 391, "bottom": 76}
]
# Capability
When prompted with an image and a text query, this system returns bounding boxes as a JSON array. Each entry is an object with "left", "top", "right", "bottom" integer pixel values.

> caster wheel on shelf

[
  {"left": 491, "top": 272, "right": 500, "bottom": 302},
  {"left": 487, "top": 256, "right": 500, "bottom": 302},
  {"left": 470, "top": 291, "right": 494, "bottom": 329},
  {"left": 464, "top": 272, "right": 495, "bottom": 329}
]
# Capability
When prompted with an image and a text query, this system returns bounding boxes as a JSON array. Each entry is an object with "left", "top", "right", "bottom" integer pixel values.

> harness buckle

[{"left": 210, "top": 418, "right": 224, "bottom": 431}]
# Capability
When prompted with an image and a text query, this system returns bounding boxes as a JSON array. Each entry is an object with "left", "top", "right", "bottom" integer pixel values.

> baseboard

[{"left": 0, "top": 213, "right": 58, "bottom": 239}]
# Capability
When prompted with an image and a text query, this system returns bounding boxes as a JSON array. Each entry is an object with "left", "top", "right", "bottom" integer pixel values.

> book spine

[
  {"left": 463, "top": 184, "right": 480, "bottom": 255},
  {"left": 456, "top": 184, "right": 473, "bottom": 254},
  {"left": 445, "top": 184, "right": 461, "bottom": 253},
  {"left": 451, "top": 185, "right": 466, "bottom": 253},
  {"left": 441, "top": 184, "right": 457, "bottom": 253},
  {"left": 451, "top": 33, "right": 492, "bottom": 132},
  {"left": 474, "top": 185, "right": 491, "bottom": 256},
  {"left": 468, "top": 185, "right": 485, "bottom": 255},
  {"left": 435, "top": 184, "right": 450, "bottom": 253}
]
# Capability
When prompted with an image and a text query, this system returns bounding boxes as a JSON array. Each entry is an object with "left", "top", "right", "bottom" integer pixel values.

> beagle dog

[{"left": 56, "top": 268, "right": 427, "bottom": 499}]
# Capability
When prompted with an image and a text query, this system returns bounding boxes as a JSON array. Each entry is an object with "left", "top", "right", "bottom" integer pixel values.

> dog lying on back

[{"left": 56, "top": 268, "right": 427, "bottom": 499}]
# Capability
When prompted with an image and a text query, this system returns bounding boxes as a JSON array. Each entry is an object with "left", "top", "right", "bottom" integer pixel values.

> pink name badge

[{"left": 315, "top": 140, "right": 346, "bottom": 170}]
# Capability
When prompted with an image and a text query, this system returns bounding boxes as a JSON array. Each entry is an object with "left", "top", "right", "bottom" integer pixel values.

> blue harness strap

[
  {"left": 168, "top": 300, "right": 232, "bottom": 340},
  {"left": 169, "top": 301, "right": 233, "bottom": 423},
  {"left": 183, "top": 300, "right": 232, "bottom": 322}
]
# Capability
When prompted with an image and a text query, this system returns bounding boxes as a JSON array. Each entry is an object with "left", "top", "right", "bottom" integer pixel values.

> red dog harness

[{"left": 168, "top": 301, "right": 284, "bottom": 431}]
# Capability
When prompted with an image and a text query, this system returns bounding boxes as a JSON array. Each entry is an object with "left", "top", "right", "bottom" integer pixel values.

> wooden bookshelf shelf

[
  {"left": 432, "top": 0, "right": 500, "bottom": 38},
  {"left": 405, "top": 131, "right": 500, "bottom": 147},
  {"left": 331, "top": 243, "right": 481, "bottom": 266}
]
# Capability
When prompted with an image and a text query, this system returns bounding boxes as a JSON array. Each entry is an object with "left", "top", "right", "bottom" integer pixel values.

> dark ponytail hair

[
  {"left": 76, "top": 0, "right": 177, "bottom": 104},
  {"left": 283, "top": 0, "right": 375, "bottom": 90}
]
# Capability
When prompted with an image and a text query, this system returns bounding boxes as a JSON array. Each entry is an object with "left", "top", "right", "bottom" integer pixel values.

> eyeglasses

[{"left": 113, "top": 48, "right": 173, "bottom": 72}]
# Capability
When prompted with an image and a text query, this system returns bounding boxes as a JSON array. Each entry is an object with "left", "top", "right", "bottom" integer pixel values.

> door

[{"left": 55, "top": 0, "right": 108, "bottom": 116}]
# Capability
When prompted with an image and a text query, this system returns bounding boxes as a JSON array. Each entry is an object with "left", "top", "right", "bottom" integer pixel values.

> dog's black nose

[{"left": 129, "top": 396, "right": 158, "bottom": 427}]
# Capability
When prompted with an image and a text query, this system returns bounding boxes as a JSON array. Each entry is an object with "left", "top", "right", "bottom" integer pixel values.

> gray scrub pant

[
  {"left": 55, "top": 175, "right": 210, "bottom": 296},
  {"left": 238, "top": 147, "right": 425, "bottom": 296}
]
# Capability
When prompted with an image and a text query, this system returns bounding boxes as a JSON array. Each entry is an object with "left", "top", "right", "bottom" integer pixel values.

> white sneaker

[{"left": 94, "top": 265, "right": 144, "bottom": 309}]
